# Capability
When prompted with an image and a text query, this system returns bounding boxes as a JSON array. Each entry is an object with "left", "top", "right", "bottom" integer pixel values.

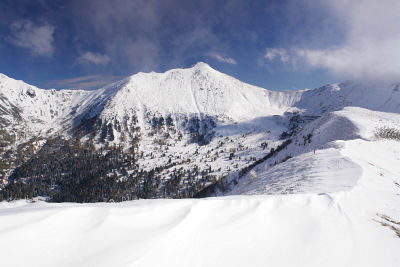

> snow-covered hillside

[
  {"left": 223, "top": 107, "right": 400, "bottom": 195},
  {"left": 0, "top": 136, "right": 399, "bottom": 267}
]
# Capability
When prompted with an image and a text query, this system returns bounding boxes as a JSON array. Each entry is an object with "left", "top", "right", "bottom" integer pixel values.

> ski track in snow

[{"left": 229, "top": 147, "right": 362, "bottom": 195}]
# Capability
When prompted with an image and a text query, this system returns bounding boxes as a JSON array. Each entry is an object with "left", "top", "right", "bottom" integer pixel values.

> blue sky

[{"left": 1, "top": 0, "right": 399, "bottom": 90}]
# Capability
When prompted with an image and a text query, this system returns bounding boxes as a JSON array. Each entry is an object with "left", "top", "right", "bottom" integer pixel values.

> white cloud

[
  {"left": 296, "top": 38, "right": 400, "bottom": 79},
  {"left": 77, "top": 52, "right": 111, "bottom": 65},
  {"left": 8, "top": 20, "right": 55, "bottom": 56},
  {"left": 264, "top": 48, "right": 291, "bottom": 64},
  {"left": 209, "top": 53, "right": 237, "bottom": 64},
  {"left": 266, "top": 0, "right": 400, "bottom": 81},
  {"left": 295, "top": 0, "right": 400, "bottom": 80}
]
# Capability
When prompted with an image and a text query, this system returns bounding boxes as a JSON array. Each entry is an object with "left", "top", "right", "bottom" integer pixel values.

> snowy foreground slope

[{"left": 1, "top": 108, "right": 400, "bottom": 267}]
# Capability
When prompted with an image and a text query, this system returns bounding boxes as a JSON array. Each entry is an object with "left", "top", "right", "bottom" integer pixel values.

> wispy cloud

[
  {"left": 48, "top": 75, "right": 123, "bottom": 89},
  {"left": 209, "top": 53, "right": 237, "bottom": 65},
  {"left": 77, "top": 52, "right": 111, "bottom": 65},
  {"left": 8, "top": 20, "right": 55, "bottom": 56}
]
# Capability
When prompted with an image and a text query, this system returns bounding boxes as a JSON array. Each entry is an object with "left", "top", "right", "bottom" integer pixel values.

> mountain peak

[
  {"left": 192, "top": 62, "right": 211, "bottom": 69},
  {"left": 126, "top": 62, "right": 214, "bottom": 82}
]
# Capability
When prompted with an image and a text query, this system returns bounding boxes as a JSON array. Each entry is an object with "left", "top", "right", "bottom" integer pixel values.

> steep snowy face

[
  {"left": 94, "top": 62, "right": 302, "bottom": 123},
  {"left": 294, "top": 80, "right": 400, "bottom": 115}
]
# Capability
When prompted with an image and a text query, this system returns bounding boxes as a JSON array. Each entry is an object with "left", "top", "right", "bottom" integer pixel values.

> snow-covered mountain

[
  {"left": 1, "top": 63, "right": 400, "bottom": 201},
  {"left": 1, "top": 63, "right": 400, "bottom": 266},
  {"left": 77, "top": 62, "right": 302, "bottom": 122},
  {"left": 1, "top": 62, "right": 399, "bottom": 140},
  {"left": 0, "top": 63, "right": 300, "bottom": 137}
]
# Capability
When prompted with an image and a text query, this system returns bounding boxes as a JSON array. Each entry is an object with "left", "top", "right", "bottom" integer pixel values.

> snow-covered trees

[{"left": 375, "top": 127, "right": 400, "bottom": 141}]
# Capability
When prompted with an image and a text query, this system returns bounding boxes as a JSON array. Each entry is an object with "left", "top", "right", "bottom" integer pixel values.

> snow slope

[
  {"left": 225, "top": 107, "right": 400, "bottom": 196},
  {"left": 228, "top": 146, "right": 362, "bottom": 195},
  {"left": 0, "top": 137, "right": 399, "bottom": 267}
]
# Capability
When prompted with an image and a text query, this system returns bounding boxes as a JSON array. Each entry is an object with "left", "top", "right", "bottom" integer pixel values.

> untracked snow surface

[{"left": 1, "top": 139, "right": 399, "bottom": 267}]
